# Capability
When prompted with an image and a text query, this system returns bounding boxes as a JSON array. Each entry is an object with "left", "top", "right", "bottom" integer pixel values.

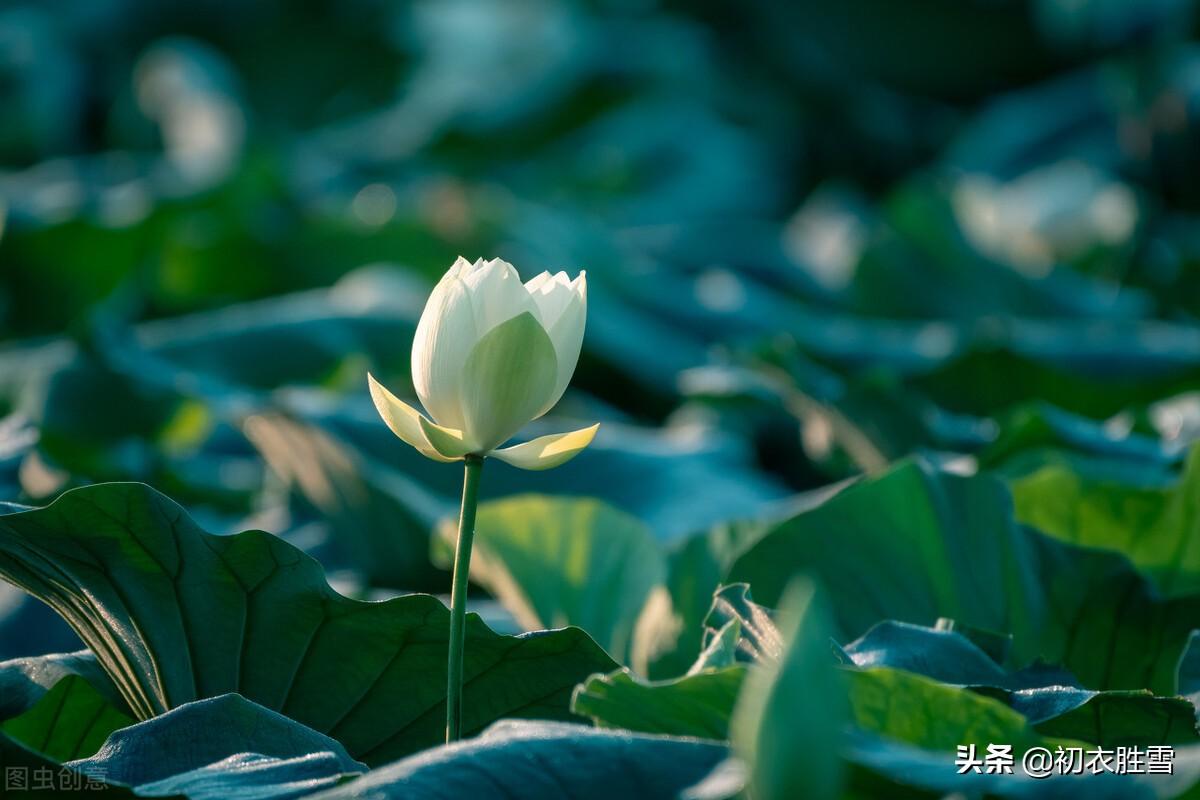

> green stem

[{"left": 446, "top": 454, "right": 483, "bottom": 743}]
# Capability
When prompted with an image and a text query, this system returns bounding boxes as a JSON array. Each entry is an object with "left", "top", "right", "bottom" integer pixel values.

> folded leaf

[
  {"left": 571, "top": 666, "right": 745, "bottom": 739},
  {"left": 1, "top": 694, "right": 365, "bottom": 800},
  {"left": 0, "top": 650, "right": 124, "bottom": 721},
  {"left": 0, "top": 482, "right": 617, "bottom": 765},
  {"left": 307, "top": 720, "right": 727, "bottom": 800},
  {"left": 2, "top": 676, "right": 132, "bottom": 762},
  {"left": 67, "top": 694, "right": 364, "bottom": 785}
]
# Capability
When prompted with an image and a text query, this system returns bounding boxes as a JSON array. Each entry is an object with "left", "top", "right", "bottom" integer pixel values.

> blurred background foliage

[{"left": 2, "top": 0, "right": 1200, "bottom": 661}]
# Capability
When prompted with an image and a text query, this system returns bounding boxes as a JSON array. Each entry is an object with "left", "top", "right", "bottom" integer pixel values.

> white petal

[
  {"left": 411, "top": 274, "right": 476, "bottom": 429},
  {"left": 465, "top": 256, "right": 489, "bottom": 275},
  {"left": 535, "top": 272, "right": 586, "bottom": 417},
  {"left": 459, "top": 311, "right": 559, "bottom": 451},
  {"left": 462, "top": 258, "right": 536, "bottom": 334},
  {"left": 367, "top": 374, "right": 457, "bottom": 462},
  {"left": 524, "top": 270, "right": 553, "bottom": 293},
  {"left": 490, "top": 424, "right": 599, "bottom": 470},
  {"left": 525, "top": 270, "right": 577, "bottom": 329},
  {"left": 446, "top": 255, "right": 474, "bottom": 279}
]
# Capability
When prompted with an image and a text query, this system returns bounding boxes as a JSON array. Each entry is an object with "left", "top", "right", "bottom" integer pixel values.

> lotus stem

[{"left": 446, "top": 453, "right": 483, "bottom": 743}]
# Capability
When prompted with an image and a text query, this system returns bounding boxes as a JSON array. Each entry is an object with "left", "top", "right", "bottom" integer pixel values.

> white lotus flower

[{"left": 369, "top": 256, "right": 597, "bottom": 470}]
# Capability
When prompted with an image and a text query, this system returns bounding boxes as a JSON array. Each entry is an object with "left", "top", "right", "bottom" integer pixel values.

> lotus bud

[{"left": 369, "top": 256, "right": 598, "bottom": 470}]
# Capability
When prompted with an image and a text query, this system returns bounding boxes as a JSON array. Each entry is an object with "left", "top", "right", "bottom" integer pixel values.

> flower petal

[
  {"left": 411, "top": 274, "right": 476, "bottom": 429},
  {"left": 524, "top": 270, "right": 577, "bottom": 329},
  {"left": 446, "top": 255, "right": 475, "bottom": 279},
  {"left": 459, "top": 311, "right": 559, "bottom": 452},
  {"left": 367, "top": 373, "right": 457, "bottom": 463},
  {"left": 535, "top": 272, "right": 586, "bottom": 417},
  {"left": 490, "top": 423, "right": 600, "bottom": 470},
  {"left": 523, "top": 270, "right": 553, "bottom": 292},
  {"left": 418, "top": 415, "right": 475, "bottom": 458},
  {"left": 462, "top": 258, "right": 537, "bottom": 334}
]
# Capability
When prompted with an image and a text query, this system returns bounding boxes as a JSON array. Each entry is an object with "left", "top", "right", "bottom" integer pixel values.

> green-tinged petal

[
  {"left": 367, "top": 373, "right": 457, "bottom": 463},
  {"left": 490, "top": 424, "right": 600, "bottom": 470},
  {"left": 459, "top": 311, "right": 559, "bottom": 452},
  {"left": 418, "top": 415, "right": 475, "bottom": 458}
]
